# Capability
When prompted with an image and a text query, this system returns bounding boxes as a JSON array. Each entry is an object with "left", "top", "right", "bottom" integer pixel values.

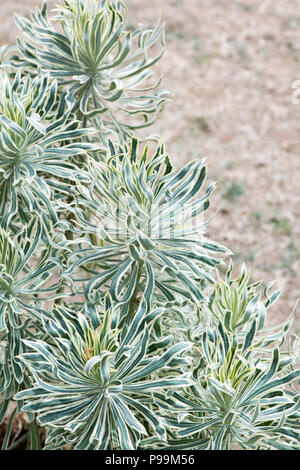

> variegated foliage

[
  {"left": 0, "top": 72, "right": 95, "bottom": 228},
  {"left": 62, "top": 140, "right": 229, "bottom": 315},
  {"left": 14, "top": 0, "right": 169, "bottom": 143},
  {"left": 0, "top": 217, "right": 63, "bottom": 406},
  {"left": 15, "top": 299, "right": 192, "bottom": 449},
  {"left": 0, "top": 0, "right": 299, "bottom": 452},
  {"left": 0, "top": 46, "right": 13, "bottom": 69},
  {"left": 141, "top": 267, "right": 300, "bottom": 450},
  {"left": 13, "top": 267, "right": 300, "bottom": 450}
]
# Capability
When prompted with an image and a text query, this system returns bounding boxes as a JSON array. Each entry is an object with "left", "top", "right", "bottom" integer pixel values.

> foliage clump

[{"left": 0, "top": 0, "right": 299, "bottom": 451}]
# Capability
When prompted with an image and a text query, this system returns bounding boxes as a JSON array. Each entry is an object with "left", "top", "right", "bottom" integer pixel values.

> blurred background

[{"left": 1, "top": 0, "right": 300, "bottom": 329}]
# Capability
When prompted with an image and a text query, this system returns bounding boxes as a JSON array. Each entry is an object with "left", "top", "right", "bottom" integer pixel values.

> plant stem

[
  {"left": 29, "top": 417, "right": 41, "bottom": 450},
  {"left": 127, "top": 261, "right": 143, "bottom": 322}
]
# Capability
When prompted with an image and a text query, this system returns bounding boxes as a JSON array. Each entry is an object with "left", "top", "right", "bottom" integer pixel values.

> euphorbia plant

[
  {"left": 0, "top": 0, "right": 299, "bottom": 451},
  {"left": 13, "top": 0, "right": 169, "bottom": 143}
]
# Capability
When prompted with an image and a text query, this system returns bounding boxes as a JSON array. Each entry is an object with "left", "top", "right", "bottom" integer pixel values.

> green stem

[
  {"left": 1, "top": 406, "right": 17, "bottom": 450},
  {"left": 29, "top": 417, "right": 41, "bottom": 450},
  {"left": 127, "top": 261, "right": 143, "bottom": 322}
]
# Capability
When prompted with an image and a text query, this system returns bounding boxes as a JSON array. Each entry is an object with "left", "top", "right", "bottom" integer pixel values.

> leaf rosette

[
  {"left": 15, "top": 300, "right": 192, "bottom": 449},
  {"left": 14, "top": 0, "right": 169, "bottom": 142},
  {"left": 0, "top": 73, "right": 95, "bottom": 228},
  {"left": 63, "top": 140, "right": 230, "bottom": 310}
]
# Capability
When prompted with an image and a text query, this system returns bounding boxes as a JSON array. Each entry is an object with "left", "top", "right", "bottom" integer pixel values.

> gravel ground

[{"left": 0, "top": 0, "right": 299, "bottom": 330}]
